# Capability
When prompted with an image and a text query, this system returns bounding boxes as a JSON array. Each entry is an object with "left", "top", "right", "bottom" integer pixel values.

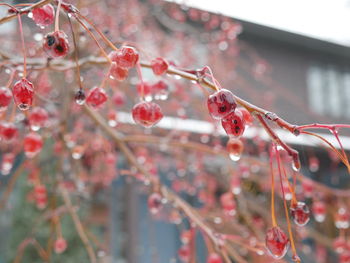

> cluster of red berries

[
  {"left": 207, "top": 89, "right": 248, "bottom": 137},
  {"left": 108, "top": 46, "right": 139, "bottom": 81}
]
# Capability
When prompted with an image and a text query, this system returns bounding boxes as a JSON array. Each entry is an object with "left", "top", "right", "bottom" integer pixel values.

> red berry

[
  {"left": 1, "top": 153, "right": 15, "bottom": 175},
  {"left": 54, "top": 238, "right": 67, "bottom": 254},
  {"left": 114, "top": 46, "right": 139, "bottom": 69},
  {"left": 0, "top": 122, "right": 18, "bottom": 142},
  {"left": 0, "top": 87, "right": 12, "bottom": 111},
  {"left": 226, "top": 138, "right": 243, "bottom": 161},
  {"left": 207, "top": 89, "right": 236, "bottom": 119},
  {"left": 312, "top": 201, "right": 326, "bottom": 222},
  {"left": 302, "top": 179, "right": 313, "bottom": 198},
  {"left": 340, "top": 251, "right": 350, "bottom": 263},
  {"left": 151, "top": 57, "right": 169, "bottom": 75},
  {"left": 237, "top": 107, "right": 253, "bottom": 125},
  {"left": 112, "top": 91, "right": 126, "bottom": 106},
  {"left": 132, "top": 101, "right": 163, "bottom": 128},
  {"left": 29, "top": 107, "right": 49, "bottom": 131},
  {"left": 221, "top": 110, "right": 245, "bottom": 137},
  {"left": 13, "top": 78, "right": 34, "bottom": 111},
  {"left": 152, "top": 80, "right": 169, "bottom": 100},
  {"left": 34, "top": 184, "right": 47, "bottom": 209},
  {"left": 265, "top": 226, "right": 290, "bottom": 259},
  {"left": 334, "top": 237, "right": 347, "bottom": 254},
  {"left": 109, "top": 63, "right": 129, "bottom": 81},
  {"left": 24, "top": 132, "right": 43, "bottom": 158},
  {"left": 207, "top": 253, "right": 223, "bottom": 263},
  {"left": 31, "top": 4, "right": 54, "bottom": 28},
  {"left": 220, "top": 192, "right": 236, "bottom": 215},
  {"left": 43, "top": 31, "right": 69, "bottom": 58},
  {"left": 147, "top": 192, "right": 163, "bottom": 214},
  {"left": 290, "top": 201, "right": 310, "bottom": 226},
  {"left": 178, "top": 245, "right": 190, "bottom": 262},
  {"left": 86, "top": 87, "right": 108, "bottom": 109},
  {"left": 335, "top": 207, "right": 350, "bottom": 229}
]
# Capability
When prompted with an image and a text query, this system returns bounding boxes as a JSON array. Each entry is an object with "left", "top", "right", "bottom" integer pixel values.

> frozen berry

[
  {"left": 86, "top": 87, "right": 108, "bottom": 109},
  {"left": 148, "top": 192, "right": 163, "bottom": 214},
  {"left": 151, "top": 57, "right": 169, "bottom": 75},
  {"left": 0, "top": 87, "right": 12, "bottom": 111},
  {"left": 54, "top": 237, "right": 67, "bottom": 254},
  {"left": 136, "top": 82, "right": 152, "bottom": 100},
  {"left": 178, "top": 245, "right": 190, "bottom": 262},
  {"left": 114, "top": 46, "right": 139, "bottom": 69},
  {"left": 220, "top": 192, "right": 236, "bottom": 216},
  {"left": 221, "top": 110, "right": 245, "bottom": 137},
  {"left": 13, "top": 78, "right": 34, "bottom": 111},
  {"left": 0, "top": 122, "right": 18, "bottom": 142},
  {"left": 207, "top": 253, "right": 223, "bottom": 263},
  {"left": 132, "top": 101, "right": 163, "bottom": 128},
  {"left": 265, "top": 226, "right": 289, "bottom": 259},
  {"left": 29, "top": 107, "right": 49, "bottom": 131},
  {"left": 31, "top": 4, "right": 55, "bottom": 28},
  {"left": 112, "top": 91, "right": 126, "bottom": 107},
  {"left": 238, "top": 107, "right": 253, "bottom": 126},
  {"left": 24, "top": 132, "right": 43, "bottom": 158},
  {"left": 312, "top": 201, "right": 326, "bottom": 222},
  {"left": 109, "top": 63, "right": 128, "bottom": 81},
  {"left": 290, "top": 201, "right": 310, "bottom": 226},
  {"left": 207, "top": 89, "right": 236, "bottom": 119},
  {"left": 43, "top": 31, "right": 69, "bottom": 58}
]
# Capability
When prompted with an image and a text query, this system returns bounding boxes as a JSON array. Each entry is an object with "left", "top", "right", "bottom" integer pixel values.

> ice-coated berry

[
  {"left": 13, "top": 78, "right": 34, "bottom": 111},
  {"left": 221, "top": 110, "right": 245, "bottom": 137},
  {"left": 207, "top": 253, "right": 223, "bottom": 263},
  {"left": 207, "top": 89, "right": 236, "bottom": 119},
  {"left": 290, "top": 201, "right": 310, "bottom": 226},
  {"left": 109, "top": 63, "right": 128, "bottom": 81},
  {"left": 24, "top": 132, "right": 43, "bottom": 158},
  {"left": 148, "top": 192, "right": 163, "bottom": 214},
  {"left": 0, "top": 87, "right": 12, "bottom": 111},
  {"left": 43, "top": 31, "right": 69, "bottom": 58},
  {"left": 32, "top": 4, "right": 55, "bottom": 28},
  {"left": 113, "top": 46, "right": 139, "bottom": 69},
  {"left": 151, "top": 57, "right": 169, "bottom": 75},
  {"left": 29, "top": 107, "right": 49, "bottom": 131},
  {"left": 0, "top": 122, "right": 18, "bottom": 142},
  {"left": 86, "top": 87, "right": 108, "bottom": 109},
  {"left": 132, "top": 101, "right": 163, "bottom": 128},
  {"left": 265, "top": 226, "right": 289, "bottom": 259}
]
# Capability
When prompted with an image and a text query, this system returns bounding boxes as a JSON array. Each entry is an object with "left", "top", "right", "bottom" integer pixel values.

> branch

[{"left": 0, "top": 0, "right": 52, "bottom": 25}]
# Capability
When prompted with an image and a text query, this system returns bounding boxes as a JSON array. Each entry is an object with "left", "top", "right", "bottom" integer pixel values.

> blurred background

[{"left": 1, "top": 0, "right": 350, "bottom": 262}]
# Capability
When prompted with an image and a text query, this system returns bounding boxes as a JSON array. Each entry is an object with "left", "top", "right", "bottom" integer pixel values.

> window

[{"left": 307, "top": 64, "right": 350, "bottom": 119}]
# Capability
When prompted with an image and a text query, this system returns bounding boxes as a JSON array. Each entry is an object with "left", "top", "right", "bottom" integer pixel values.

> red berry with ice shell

[
  {"left": 31, "top": 4, "right": 55, "bottom": 28},
  {"left": 207, "top": 89, "right": 237, "bottom": 120},
  {"left": 132, "top": 101, "right": 163, "bottom": 128},
  {"left": 43, "top": 31, "right": 69, "bottom": 58},
  {"left": 13, "top": 78, "right": 34, "bottom": 111}
]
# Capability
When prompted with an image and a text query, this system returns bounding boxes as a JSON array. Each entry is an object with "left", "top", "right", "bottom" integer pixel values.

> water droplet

[
  {"left": 229, "top": 153, "right": 241, "bottom": 161},
  {"left": 108, "top": 120, "right": 117, "bottom": 127},
  {"left": 31, "top": 125, "right": 40, "bottom": 131},
  {"left": 27, "top": 12, "right": 33, "bottom": 18}
]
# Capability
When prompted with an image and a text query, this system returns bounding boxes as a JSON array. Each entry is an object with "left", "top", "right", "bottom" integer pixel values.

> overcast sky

[{"left": 169, "top": 0, "right": 350, "bottom": 46}]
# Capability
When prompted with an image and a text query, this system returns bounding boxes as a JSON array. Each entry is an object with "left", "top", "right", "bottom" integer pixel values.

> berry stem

[
  {"left": 136, "top": 62, "right": 145, "bottom": 100},
  {"left": 301, "top": 130, "right": 350, "bottom": 172},
  {"left": 76, "top": 12, "right": 118, "bottom": 51},
  {"left": 275, "top": 147, "right": 300, "bottom": 263},
  {"left": 67, "top": 12, "right": 83, "bottom": 89},
  {"left": 74, "top": 16, "right": 112, "bottom": 63},
  {"left": 269, "top": 146, "right": 277, "bottom": 228},
  {"left": 257, "top": 114, "right": 300, "bottom": 172},
  {"left": 55, "top": 0, "right": 62, "bottom": 32},
  {"left": 17, "top": 13, "right": 27, "bottom": 78}
]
